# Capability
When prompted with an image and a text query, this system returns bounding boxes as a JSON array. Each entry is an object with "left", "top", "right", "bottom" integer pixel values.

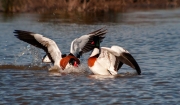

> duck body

[
  {"left": 60, "top": 54, "right": 80, "bottom": 70},
  {"left": 88, "top": 46, "right": 141, "bottom": 76}
]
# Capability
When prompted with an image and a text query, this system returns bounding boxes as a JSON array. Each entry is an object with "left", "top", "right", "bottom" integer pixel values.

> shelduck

[
  {"left": 88, "top": 36, "right": 141, "bottom": 76},
  {"left": 14, "top": 28, "right": 107, "bottom": 71}
]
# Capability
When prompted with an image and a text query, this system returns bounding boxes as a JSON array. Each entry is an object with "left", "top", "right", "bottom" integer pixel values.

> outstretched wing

[
  {"left": 70, "top": 28, "right": 107, "bottom": 58},
  {"left": 14, "top": 30, "right": 62, "bottom": 64}
]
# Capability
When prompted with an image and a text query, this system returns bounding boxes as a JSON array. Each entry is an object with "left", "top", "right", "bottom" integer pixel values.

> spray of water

[
  {"left": 13, "top": 45, "right": 91, "bottom": 74},
  {"left": 14, "top": 45, "right": 32, "bottom": 64},
  {"left": 29, "top": 45, "right": 43, "bottom": 66},
  {"left": 59, "top": 63, "right": 90, "bottom": 74},
  {"left": 14, "top": 45, "right": 48, "bottom": 69}
]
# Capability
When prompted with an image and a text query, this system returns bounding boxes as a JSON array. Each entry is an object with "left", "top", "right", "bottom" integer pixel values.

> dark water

[{"left": 0, "top": 8, "right": 180, "bottom": 104}]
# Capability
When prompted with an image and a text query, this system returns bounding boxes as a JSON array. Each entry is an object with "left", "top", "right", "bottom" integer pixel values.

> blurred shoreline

[{"left": 0, "top": 0, "right": 180, "bottom": 13}]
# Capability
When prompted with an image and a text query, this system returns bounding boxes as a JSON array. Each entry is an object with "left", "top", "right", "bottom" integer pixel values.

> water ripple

[{"left": 0, "top": 9, "right": 180, "bottom": 104}]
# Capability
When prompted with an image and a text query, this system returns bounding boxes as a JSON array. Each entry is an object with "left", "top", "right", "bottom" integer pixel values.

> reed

[{"left": 0, "top": 0, "right": 180, "bottom": 13}]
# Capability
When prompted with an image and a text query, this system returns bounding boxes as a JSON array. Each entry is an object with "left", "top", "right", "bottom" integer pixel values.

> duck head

[
  {"left": 89, "top": 36, "right": 101, "bottom": 57},
  {"left": 69, "top": 58, "right": 79, "bottom": 67}
]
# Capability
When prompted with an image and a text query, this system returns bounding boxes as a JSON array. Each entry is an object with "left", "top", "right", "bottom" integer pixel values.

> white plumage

[
  {"left": 14, "top": 28, "right": 107, "bottom": 70},
  {"left": 88, "top": 45, "right": 141, "bottom": 76}
]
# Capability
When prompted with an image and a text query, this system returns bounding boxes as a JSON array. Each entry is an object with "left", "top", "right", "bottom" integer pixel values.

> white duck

[
  {"left": 88, "top": 36, "right": 141, "bottom": 75},
  {"left": 14, "top": 28, "right": 107, "bottom": 71}
]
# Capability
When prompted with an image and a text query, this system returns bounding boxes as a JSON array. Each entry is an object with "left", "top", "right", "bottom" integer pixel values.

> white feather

[
  {"left": 88, "top": 45, "right": 140, "bottom": 76},
  {"left": 42, "top": 55, "right": 51, "bottom": 63},
  {"left": 110, "top": 45, "right": 129, "bottom": 54},
  {"left": 101, "top": 47, "right": 119, "bottom": 56},
  {"left": 70, "top": 35, "right": 90, "bottom": 57},
  {"left": 89, "top": 48, "right": 118, "bottom": 75},
  {"left": 32, "top": 34, "right": 62, "bottom": 67},
  {"left": 90, "top": 48, "right": 100, "bottom": 57}
]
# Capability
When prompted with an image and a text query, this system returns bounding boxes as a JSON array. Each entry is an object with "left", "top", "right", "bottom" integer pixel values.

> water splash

[
  {"left": 47, "top": 63, "right": 90, "bottom": 76},
  {"left": 14, "top": 45, "right": 32, "bottom": 64},
  {"left": 29, "top": 45, "right": 42, "bottom": 66},
  {"left": 14, "top": 45, "right": 45, "bottom": 69},
  {"left": 59, "top": 63, "right": 90, "bottom": 74}
]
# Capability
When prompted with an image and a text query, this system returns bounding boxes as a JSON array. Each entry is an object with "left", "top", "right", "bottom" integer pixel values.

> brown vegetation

[{"left": 0, "top": 0, "right": 180, "bottom": 13}]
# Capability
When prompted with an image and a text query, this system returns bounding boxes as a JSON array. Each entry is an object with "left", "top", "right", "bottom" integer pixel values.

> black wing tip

[
  {"left": 14, "top": 30, "right": 38, "bottom": 43},
  {"left": 13, "top": 30, "right": 34, "bottom": 35},
  {"left": 133, "top": 61, "right": 141, "bottom": 75},
  {"left": 133, "top": 59, "right": 141, "bottom": 75},
  {"left": 13, "top": 30, "right": 20, "bottom": 34},
  {"left": 14, "top": 30, "right": 35, "bottom": 40},
  {"left": 14, "top": 30, "right": 24, "bottom": 33},
  {"left": 136, "top": 67, "right": 141, "bottom": 75},
  {"left": 121, "top": 52, "right": 141, "bottom": 75},
  {"left": 89, "top": 27, "right": 107, "bottom": 41},
  {"left": 89, "top": 27, "right": 107, "bottom": 36},
  {"left": 89, "top": 27, "right": 107, "bottom": 34},
  {"left": 81, "top": 27, "right": 108, "bottom": 54}
]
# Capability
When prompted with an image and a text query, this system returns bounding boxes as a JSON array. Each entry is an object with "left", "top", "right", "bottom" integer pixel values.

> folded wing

[
  {"left": 101, "top": 46, "right": 141, "bottom": 75},
  {"left": 110, "top": 46, "right": 141, "bottom": 75}
]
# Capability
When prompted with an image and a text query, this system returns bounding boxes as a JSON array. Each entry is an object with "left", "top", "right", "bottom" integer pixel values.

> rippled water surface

[{"left": 0, "top": 8, "right": 180, "bottom": 104}]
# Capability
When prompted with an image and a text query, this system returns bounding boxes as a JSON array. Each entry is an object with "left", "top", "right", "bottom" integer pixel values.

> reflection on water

[
  {"left": 0, "top": 12, "right": 17, "bottom": 22},
  {"left": 0, "top": 11, "right": 122, "bottom": 24},
  {"left": 0, "top": 8, "right": 180, "bottom": 104},
  {"left": 1, "top": 8, "right": 180, "bottom": 24},
  {"left": 38, "top": 11, "right": 122, "bottom": 24}
]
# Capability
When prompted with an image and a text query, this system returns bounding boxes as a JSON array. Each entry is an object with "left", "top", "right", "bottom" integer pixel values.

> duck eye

[{"left": 91, "top": 41, "right": 94, "bottom": 44}]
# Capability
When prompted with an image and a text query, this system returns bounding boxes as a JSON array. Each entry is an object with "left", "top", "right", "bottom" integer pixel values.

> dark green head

[
  {"left": 69, "top": 58, "right": 79, "bottom": 67},
  {"left": 91, "top": 36, "right": 100, "bottom": 48}
]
